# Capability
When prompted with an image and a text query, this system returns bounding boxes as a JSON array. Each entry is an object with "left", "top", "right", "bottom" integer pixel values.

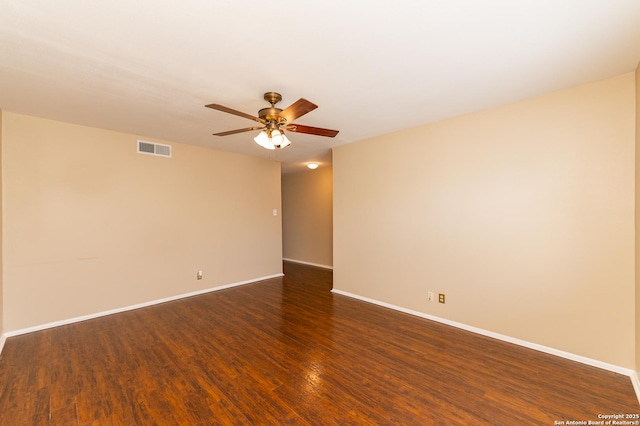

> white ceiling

[{"left": 1, "top": 1, "right": 639, "bottom": 173}]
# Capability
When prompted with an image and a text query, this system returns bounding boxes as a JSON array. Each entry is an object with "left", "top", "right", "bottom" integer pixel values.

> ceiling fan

[{"left": 205, "top": 92, "right": 339, "bottom": 150}]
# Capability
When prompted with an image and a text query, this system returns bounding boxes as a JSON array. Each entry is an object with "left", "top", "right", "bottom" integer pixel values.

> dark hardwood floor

[{"left": 0, "top": 261, "right": 637, "bottom": 424}]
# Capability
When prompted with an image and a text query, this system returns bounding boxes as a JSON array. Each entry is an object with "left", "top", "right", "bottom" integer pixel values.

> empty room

[{"left": 1, "top": 1, "right": 640, "bottom": 424}]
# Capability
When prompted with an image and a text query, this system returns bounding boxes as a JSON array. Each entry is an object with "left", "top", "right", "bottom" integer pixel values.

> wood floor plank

[
  {"left": 50, "top": 403, "right": 78, "bottom": 426},
  {"left": 0, "top": 261, "right": 637, "bottom": 424}
]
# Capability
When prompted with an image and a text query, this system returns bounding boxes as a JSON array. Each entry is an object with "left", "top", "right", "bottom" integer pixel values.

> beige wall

[
  {"left": 334, "top": 73, "right": 636, "bottom": 368},
  {"left": 0, "top": 109, "right": 3, "bottom": 336},
  {"left": 282, "top": 166, "right": 333, "bottom": 267},
  {"left": 2, "top": 112, "right": 282, "bottom": 332},
  {"left": 636, "top": 62, "right": 640, "bottom": 373}
]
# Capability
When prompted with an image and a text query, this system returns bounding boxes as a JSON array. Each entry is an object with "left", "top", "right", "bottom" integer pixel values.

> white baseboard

[
  {"left": 2, "top": 273, "right": 284, "bottom": 341},
  {"left": 332, "top": 288, "right": 640, "bottom": 403},
  {"left": 283, "top": 258, "right": 333, "bottom": 270},
  {"left": 0, "top": 334, "right": 6, "bottom": 357},
  {"left": 630, "top": 371, "right": 640, "bottom": 404}
]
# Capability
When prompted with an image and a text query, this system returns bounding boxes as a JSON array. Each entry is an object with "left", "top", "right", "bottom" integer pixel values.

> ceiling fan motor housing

[
  {"left": 258, "top": 107, "right": 284, "bottom": 123},
  {"left": 260, "top": 92, "right": 288, "bottom": 124}
]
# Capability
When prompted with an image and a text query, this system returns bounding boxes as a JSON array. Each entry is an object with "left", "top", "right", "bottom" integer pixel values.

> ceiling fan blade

[
  {"left": 285, "top": 124, "right": 339, "bottom": 138},
  {"left": 278, "top": 98, "right": 318, "bottom": 123},
  {"left": 213, "top": 126, "right": 264, "bottom": 136},
  {"left": 205, "top": 104, "right": 265, "bottom": 124}
]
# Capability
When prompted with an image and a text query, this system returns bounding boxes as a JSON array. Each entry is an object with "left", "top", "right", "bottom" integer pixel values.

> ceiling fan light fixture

[
  {"left": 275, "top": 132, "right": 291, "bottom": 149},
  {"left": 254, "top": 127, "right": 291, "bottom": 150},
  {"left": 271, "top": 129, "right": 284, "bottom": 145},
  {"left": 254, "top": 130, "right": 275, "bottom": 150}
]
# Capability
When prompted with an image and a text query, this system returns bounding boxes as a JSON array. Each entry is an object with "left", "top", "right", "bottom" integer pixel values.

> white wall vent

[{"left": 137, "top": 140, "right": 172, "bottom": 158}]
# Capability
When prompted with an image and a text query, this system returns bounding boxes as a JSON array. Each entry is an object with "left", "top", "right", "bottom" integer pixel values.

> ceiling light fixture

[
  {"left": 253, "top": 123, "right": 291, "bottom": 150},
  {"left": 253, "top": 130, "right": 275, "bottom": 150},
  {"left": 307, "top": 163, "right": 319, "bottom": 169}
]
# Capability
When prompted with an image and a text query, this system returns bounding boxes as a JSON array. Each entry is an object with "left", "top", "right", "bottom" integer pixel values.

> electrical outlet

[
  {"left": 438, "top": 293, "right": 445, "bottom": 304},
  {"left": 197, "top": 270, "right": 203, "bottom": 280},
  {"left": 428, "top": 291, "right": 434, "bottom": 302}
]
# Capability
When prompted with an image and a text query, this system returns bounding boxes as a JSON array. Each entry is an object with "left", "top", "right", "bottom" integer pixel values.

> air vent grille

[{"left": 137, "top": 140, "right": 172, "bottom": 158}]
